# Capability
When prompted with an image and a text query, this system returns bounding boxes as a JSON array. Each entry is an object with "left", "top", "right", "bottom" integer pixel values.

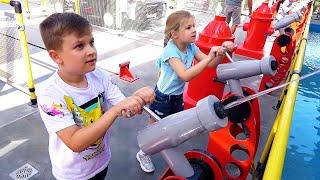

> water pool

[{"left": 282, "top": 32, "right": 320, "bottom": 179}]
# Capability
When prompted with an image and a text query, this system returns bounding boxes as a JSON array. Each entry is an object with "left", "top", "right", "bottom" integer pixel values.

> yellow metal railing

[
  {"left": 262, "top": 3, "right": 313, "bottom": 180},
  {"left": 23, "top": 0, "right": 30, "bottom": 15},
  {"left": 74, "top": 0, "right": 79, "bottom": 14},
  {"left": 41, "top": 0, "right": 46, "bottom": 10},
  {"left": 0, "top": 0, "right": 10, "bottom": 4},
  {"left": 0, "top": 0, "right": 37, "bottom": 105}
]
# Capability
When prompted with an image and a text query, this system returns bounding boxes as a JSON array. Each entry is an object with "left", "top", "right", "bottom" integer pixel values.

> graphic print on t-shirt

[
  {"left": 40, "top": 103, "right": 64, "bottom": 118},
  {"left": 64, "top": 92, "right": 106, "bottom": 160}
]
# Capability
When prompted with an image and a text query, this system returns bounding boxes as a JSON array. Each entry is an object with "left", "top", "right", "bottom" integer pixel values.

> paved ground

[{"left": 0, "top": 1, "right": 278, "bottom": 180}]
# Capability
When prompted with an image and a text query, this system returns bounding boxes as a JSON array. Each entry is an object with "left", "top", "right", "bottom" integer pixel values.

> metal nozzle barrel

[
  {"left": 216, "top": 56, "right": 277, "bottom": 81},
  {"left": 274, "top": 12, "right": 301, "bottom": 30},
  {"left": 137, "top": 95, "right": 227, "bottom": 154}
]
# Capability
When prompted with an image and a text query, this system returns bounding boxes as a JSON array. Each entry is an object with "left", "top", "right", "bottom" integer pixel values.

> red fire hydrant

[
  {"left": 235, "top": 2, "right": 274, "bottom": 59},
  {"left": 183, "top": 16, "right": 234, "bottom": 109},
  {"left": 197, "top": 16, "right": 234, "bottom": 61}
]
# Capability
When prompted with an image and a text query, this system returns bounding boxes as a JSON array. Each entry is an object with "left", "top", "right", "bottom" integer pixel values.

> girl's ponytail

[{"left": 163, "top": 32, "right": 172, "bottom": 47}]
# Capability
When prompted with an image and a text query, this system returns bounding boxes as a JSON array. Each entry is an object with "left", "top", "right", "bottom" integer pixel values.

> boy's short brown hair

[{"left": 39, "top": 13, "right": 91, "bottom": 50}]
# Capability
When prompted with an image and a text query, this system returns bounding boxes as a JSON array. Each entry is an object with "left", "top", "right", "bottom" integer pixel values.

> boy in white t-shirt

[{"left": 37, "top": 13, "right": 154, "bottom": 180}]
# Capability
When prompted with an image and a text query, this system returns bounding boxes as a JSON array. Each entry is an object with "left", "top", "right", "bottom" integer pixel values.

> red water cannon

[
  {"left": 260, "top": 0, "right": 312, "bottom": 91},
  {"left": 137, "top": 96, "right": 228, "bottom": 179},
  {"left": 260, "top": 27, "right": 296, "bottom": 91},
  {"left": 206, "top": 56, "right": 277, "bottom": 179},
  {"left": 184, "top": 16, "right": 234, "bottom": 109},
  {"left": 155, "top": 56, "right": 277, "bottom": 179},
  {"left": 235, "top": 2, "right": 274, "bottom": 59},
  {"left": 196, "top": 15, "right": 235, "bottom": 61}
]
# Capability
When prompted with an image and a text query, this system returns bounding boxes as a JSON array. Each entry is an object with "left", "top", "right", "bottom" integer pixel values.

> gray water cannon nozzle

[
  {"left": 261, "top": 56, "right": 277, "bottom": 75},
  {"left": 274, "top": 12, "right": 301, "bottom": 30},
  {"left": 216, "top": 56, "right": 277, "bottom": 81},
  {"left": 137, "top": 95, "right": 227, "bottom": 155},
  {"left": 137, "top": 95, "right": 227, "bottom": 178}
]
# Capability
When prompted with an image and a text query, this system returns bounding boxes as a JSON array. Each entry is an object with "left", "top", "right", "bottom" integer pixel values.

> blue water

[{"left": 282, "top": 32, "right": 320, "bottom": 180}]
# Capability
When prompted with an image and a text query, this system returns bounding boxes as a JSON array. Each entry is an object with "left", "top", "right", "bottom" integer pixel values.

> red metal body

[
  {"left": 160, "top": 87, "right": 260, "bottom": 180},
  {"left": 119, "top": 61, "right": 139, "bottom": 82},
  {"left": 207, "top": 87, "right": 261, "bottom": 180},
  {"left": 259, "top": 4, "right": 311, "bottom": 91},
  {"left": 183, "top": 16, "right": 234, "bottom": 109},
  {"left": 259, "top": 31, "right": 296, "bottom": 91},
  {"left": 235, "top": 2, "right": 274, "bottom": 59},
  {"left": 196, "top": 16, "right": 234, "bottom": 57}
]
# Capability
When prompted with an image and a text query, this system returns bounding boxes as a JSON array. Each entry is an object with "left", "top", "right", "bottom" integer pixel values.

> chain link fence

[
  {"left": 41, "top": 0, "right": 227, "bottom": 32},
  {"left": 0, "top": 15, "right": 26, "bottom": 88}
]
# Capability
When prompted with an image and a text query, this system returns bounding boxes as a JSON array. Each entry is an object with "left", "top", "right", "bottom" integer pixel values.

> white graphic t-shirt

[{"left": 37, "top": 68, "right": 125, "bottom": 180}]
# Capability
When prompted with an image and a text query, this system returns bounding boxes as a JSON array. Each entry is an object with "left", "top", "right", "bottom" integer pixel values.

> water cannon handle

[
  {"left": 222, "top": 45, "right": 237, "bottom": 62},
  {"left": 222, "top": 45, "right": 237, "bottom": 52}
]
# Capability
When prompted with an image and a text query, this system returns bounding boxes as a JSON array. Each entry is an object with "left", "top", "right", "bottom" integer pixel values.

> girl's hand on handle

[
  {"left": 209, "top": 46, "right": 224, "bottom": 60},
  {"left": 208, "top": 46, "right": 218, "bottom": 60},
  {"left": 222, "top": 41, "right": 236, "bottom": 52}
]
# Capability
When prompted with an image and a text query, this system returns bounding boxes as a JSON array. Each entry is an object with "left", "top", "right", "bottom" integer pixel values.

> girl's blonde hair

[{"left": 163, "top": 10, "right": 194, "bottom": 47}]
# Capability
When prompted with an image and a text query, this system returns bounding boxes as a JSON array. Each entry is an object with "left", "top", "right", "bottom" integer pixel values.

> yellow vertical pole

[
  {"left": 0, "top": 0, "right": 10, "bottom": 4},
  {"left": 74, "top": 0, "right": 79, "bottom": 14},
  {"left": 10, "top": 0, "right": 37, "bottom": 105},
  {"left": 23, "top": 0, "right": 30, "bottom": 18},
  {"left": 41, "top": 0, "right": 46, "bottom": 13}
]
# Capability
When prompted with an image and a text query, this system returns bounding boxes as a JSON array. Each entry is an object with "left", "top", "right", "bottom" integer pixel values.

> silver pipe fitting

[
  {"left": 216, "top": 56, "right": 277, "bottom": 81},
  {"left": 274, "top": 12, "right": 301, "bottom": 30}
]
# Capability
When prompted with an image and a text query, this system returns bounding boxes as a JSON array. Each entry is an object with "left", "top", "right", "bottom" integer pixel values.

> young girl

[{"left": 136, "top": 10, "right": 235, "bottom": 173}]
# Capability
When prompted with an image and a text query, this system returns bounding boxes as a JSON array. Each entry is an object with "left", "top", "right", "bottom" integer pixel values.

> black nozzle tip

[
  {"left": 214, "top": 102, "right": 227, "bottom": 119},
  {"left": 277, "top": 34, "right": 291, "bottom": 47},
  {"left": 271, "top": 60, "right": 278, "bottom": 71}
]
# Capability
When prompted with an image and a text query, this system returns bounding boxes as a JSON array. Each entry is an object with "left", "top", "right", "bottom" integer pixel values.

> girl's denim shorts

[{"left": 149, "top": 87, "right": 183, "bottom": 119}]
